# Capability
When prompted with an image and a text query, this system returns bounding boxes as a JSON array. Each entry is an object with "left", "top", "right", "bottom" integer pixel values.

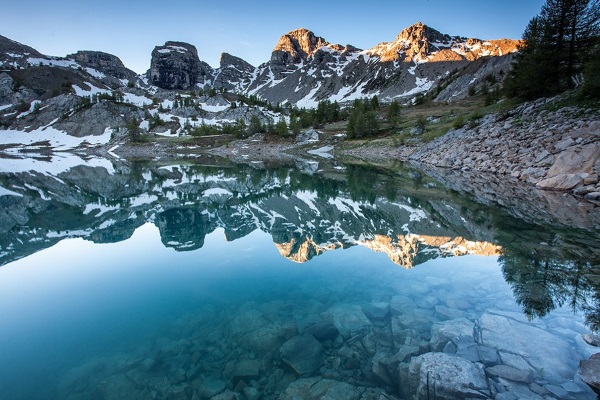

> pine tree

[
  {"left": 505, "top": 0, "right": 600, "bottom": 99},
  {"left": 387, "top": 100, "right": 401, "bottom": 129},
  {"left": 275, "top": 118, "right": 288, "bottom": 136},
  {"left": 249, "top": 115, "right": 263, "bottom": 134}
]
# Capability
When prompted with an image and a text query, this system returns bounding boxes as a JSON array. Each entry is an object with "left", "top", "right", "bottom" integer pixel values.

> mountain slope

[
  {"left": 242, "top": 22, "right": 520, "bottom": 106},
  {"left": 0, "top": 23, "right": 520, "bottom": 145}
]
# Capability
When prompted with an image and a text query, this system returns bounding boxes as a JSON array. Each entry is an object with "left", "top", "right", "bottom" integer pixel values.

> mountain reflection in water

[
  {"left": 0, "top": 158, "right": 598, "bottom": 329},
  {"left": 0, "top": 160, "right": 600, "bottom": 398}
]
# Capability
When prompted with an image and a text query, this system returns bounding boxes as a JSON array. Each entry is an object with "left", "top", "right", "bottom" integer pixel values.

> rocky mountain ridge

[{"left": 0, "top": 23, "right": 520, "bottom": 146}]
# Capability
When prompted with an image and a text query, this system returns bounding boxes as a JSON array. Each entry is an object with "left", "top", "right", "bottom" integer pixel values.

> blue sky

[{"left": 2, "top": 0, "right": 545, "bottom": 73}]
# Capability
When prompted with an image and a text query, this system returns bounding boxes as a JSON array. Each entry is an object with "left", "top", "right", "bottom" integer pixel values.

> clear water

[{"left": 0, "top": 159, "right": 598, "bottom": 400}]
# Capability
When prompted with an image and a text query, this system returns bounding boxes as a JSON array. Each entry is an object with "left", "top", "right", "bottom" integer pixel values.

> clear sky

[{"left": 2, "top": 0, "right": 545, "bottom": 74}]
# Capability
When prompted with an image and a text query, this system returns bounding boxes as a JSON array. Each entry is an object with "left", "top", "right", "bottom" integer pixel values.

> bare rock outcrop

[
  {"left": 68, "top": 50, "right": 137, "bottom": 81},
  {"left": 148, "top": 41, "right": 213, "bottom": 90}
]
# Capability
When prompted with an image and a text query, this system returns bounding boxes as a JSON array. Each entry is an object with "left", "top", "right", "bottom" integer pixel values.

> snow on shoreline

[
  {"left": 0, "top": 127, "right": 112, "bottom": 151},
  {"left": 0, "top": 153, "right": 115, "bottom": 176}
]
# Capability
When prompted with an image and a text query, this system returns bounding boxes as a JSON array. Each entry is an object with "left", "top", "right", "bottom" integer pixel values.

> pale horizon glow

[{"left": 2, "top": 0, "right": 546, "bottom": 74}]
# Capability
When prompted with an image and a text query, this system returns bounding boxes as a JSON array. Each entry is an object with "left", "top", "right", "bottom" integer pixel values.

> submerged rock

[
  {"left": 280, "top": 333, "right": 325, "bottom": 376},
  {"left": 277, "top": 377, "right": 362, "bottom": 400},
  {"left": 578, "top": 353, "right": 600, "bottom": 394},
  {"left": 362, "top": 302, "right": 390, "bottom": 321},
  {"left": 328, "top": 304, "right": 371, "bottom": 339},
  {"left": 476, "top": 311, "right": 577, "bottom": 382},
  {"left": 430, "top": 317, "right": 474, "bottom": 352},
  {"left": 486, "top": 364, "right": 533, "bottom": 383},
  {"left": 407, "top": 352, "right": 490, "bottom": 399}
]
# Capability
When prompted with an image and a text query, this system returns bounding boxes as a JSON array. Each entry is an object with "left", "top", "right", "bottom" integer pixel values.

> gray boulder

[
  {"left": 476, "top": 311, "right": 578, "bottom": 382},
  {"left": 328, "top": 304, "right": 371, "bottom": 339},
  {"left": 407, "top": 352, "right": 490, "bottom": 399},
  {"left": 578, "top": 353, "right": 600, "bottom": 394},
  {"left": 485, "top": 364, "right": 533, "bottom": 383},
  {"left": 277, "top": 377, "right": 362, "bottom": 400},
  {"left": 430, "top": 317, "right": 474, "bottom": 352},
  {"left": 280, "top": 333, "right": 325, "bottom": 376}
]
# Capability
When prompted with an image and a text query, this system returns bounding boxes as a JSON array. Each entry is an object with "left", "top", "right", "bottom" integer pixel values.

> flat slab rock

[
  {"left": 277, "top": 377, "right": 362, "bottom": 400},
  {"left": 408, "top": 352, "right": 490, "bottom": 400},
  {"left": 485, "top": 364, "right": 533, "bottom": 383},
  {"left": 476, "top": 311, "right": 577, "bottom": 382},
  {"left": 280, "top": 333, "right": 324, "bottom": 376}
]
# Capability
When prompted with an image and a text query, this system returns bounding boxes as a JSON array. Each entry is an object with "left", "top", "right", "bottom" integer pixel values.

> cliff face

[
  {"left": 148, "top": 41, "right": 213, "bottom": 90},
  {"left": 68, "top": 50, "right": 137, "bottom": 81}
]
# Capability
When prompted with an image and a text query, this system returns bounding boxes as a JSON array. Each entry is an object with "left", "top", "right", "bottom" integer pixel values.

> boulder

[
  {"left": 327, "top": 304, "right": 371, "bottom": 339},
  {"left": 196, "top": 379, "right": 226, "bottom": 398},
  {"left": 280, "top": 333, "right": 325, "bottom": 376},
  {"left": 536, "top": 173, "right": 585, "bottom": 190},
  {"left": 296, "top": 128, "right": 319, "bottom": 144},
  {"left": 430, "top": 317, "right": 474, "bottom": 352},
  {"left": 476, "top": 312, "right": 577, "bottom": 382},
  {"left": 485, "top": 364, "right": 533, "bottom": 383},
  {"left": 578, "top": 353, "right": 600, "bottom": 394},
  {"left": 277, "top": 377, "right": 362, "bottom": 400},
  {"left": 305, "top": 320, "right": 339, "bottom": 341},
  {"left": 546, "top": 144, "right": 600, "bottom": 178},
  {"left": 407, "top": 352, "right": 490, "bottom": 399},
  {"left": 583, "top": 334, "right": 600, "bottom": 347},
  {"left": 361, "top": 302, "right": 390, "bottom": 321}
]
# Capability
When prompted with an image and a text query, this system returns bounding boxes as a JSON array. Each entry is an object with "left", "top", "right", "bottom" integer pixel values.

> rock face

[
  {"left": 149, "top": 41, "right": 213, "bottom": 90},
  {"left": 270, "top": 28, "right": 329, "bottom": 79},
  {"left": 214, "top": 52, "right": 255, "bottom": 92},
  {"left": 67, "top": 50, "right": 137, "bottom": 81}
]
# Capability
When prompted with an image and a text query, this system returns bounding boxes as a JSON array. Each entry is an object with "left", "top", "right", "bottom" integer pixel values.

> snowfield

[{"left": 0, "top": 127, "right": 113, "bottom": 151}]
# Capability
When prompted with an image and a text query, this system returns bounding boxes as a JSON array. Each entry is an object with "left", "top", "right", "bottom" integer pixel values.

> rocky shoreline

[{"left": 408, "top": 99, "right": 600, "bottom": 200}]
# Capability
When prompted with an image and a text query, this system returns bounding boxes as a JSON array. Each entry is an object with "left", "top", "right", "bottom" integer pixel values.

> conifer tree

[
  {"left": 505, "top": 0, "right": 600, "bottom": 99},
  {"left": 387, "top": 100, "right": 401, "bottom": 129}
]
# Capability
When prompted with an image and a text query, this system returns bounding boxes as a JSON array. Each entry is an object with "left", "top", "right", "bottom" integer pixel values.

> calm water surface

[{"left": 0, "top": 158, "right": 598, "bottom": 400}]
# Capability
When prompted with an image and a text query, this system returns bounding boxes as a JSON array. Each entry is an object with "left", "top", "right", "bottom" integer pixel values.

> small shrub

[
  {"left": 16, "top": 100, "right": 29, "bottom": 112},
  {"left": 453, "top": 115, "right": 465, "bottom": 129}
]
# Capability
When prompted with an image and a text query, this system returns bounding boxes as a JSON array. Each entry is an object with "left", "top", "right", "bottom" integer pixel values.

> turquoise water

[{"left": 0, "top": 160, "right": 598, "bottom": 399}]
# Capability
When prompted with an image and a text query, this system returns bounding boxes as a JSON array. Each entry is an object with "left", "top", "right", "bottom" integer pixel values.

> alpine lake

[{"left": 0, "top": 154, "right": 599, "bottom": 400}]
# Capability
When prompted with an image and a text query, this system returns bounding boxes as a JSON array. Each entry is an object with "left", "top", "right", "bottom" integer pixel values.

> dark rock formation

[
  {"left": 213, "top": 52, "right": 255, "bottom": 92},
  {"left": 149, "top": 41, "right": 213, "bottom": 90},
  {"left": 67, "top": 50, "right": 137, "bottom": 81},
  {"left": 0, "top": 34, "right": 44, "bottom": 69}
]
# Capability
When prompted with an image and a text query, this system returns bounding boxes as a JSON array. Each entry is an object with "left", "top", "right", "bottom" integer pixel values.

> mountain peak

[
  {"left": 395, "top": 22, "right": 450, "bottom": 45},
  {"left": 272, "top": 28, "right": 329, "bottom": 64}
]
